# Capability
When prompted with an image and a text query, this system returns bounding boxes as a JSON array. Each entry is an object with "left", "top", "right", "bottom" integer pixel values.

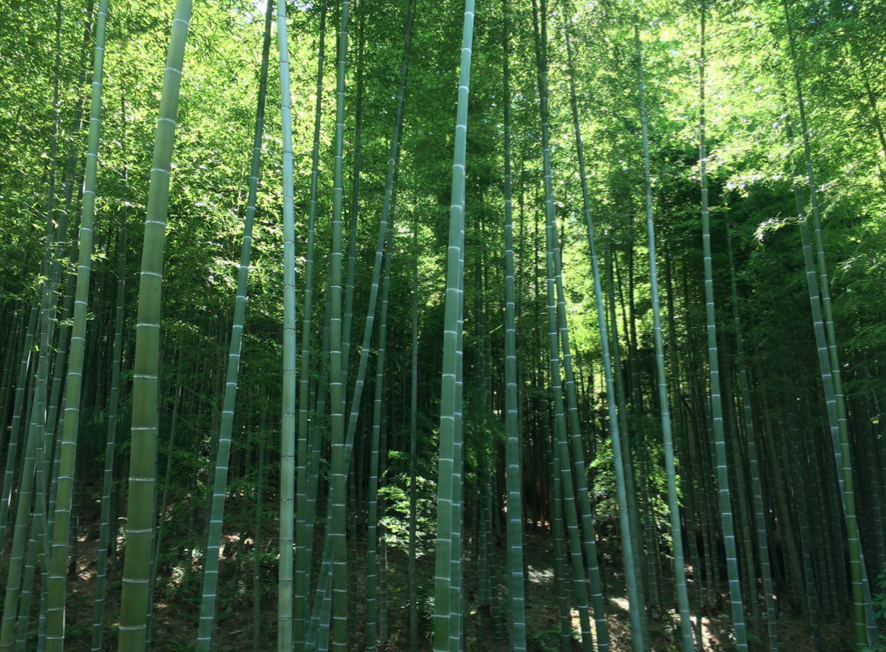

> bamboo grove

[{"left": 1, "top": 0, "right": 886, "bottom": 649}]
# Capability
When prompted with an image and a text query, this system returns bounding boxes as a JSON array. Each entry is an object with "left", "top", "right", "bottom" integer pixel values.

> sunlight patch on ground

[
  {"left": 570, "top": 608, "right": 604, "bottom": 641},
  {"left": 526, "top": 565, "right": 553, "bottom": 585},
  {"left": 610, "top": 596, "right": 630, "bottom": 610}
]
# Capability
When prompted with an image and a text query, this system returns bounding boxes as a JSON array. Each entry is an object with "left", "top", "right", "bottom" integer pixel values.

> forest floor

[{"left": 25, "top": 498, "right": 862, "bottom": 652}]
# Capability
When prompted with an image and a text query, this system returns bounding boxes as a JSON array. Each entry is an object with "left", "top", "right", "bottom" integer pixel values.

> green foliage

[
  {"left": 381, "top": 472, "right": 437, "bottom": 557},
  {"left": 862, "top": 567, "right": 886, "bottom": 652}
]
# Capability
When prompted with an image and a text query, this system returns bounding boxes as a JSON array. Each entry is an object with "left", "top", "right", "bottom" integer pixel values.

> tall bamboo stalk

[
  {"left": 295, "top": 3, "right": 328, "bottom": 647},
  {"left": 433, "top": 0, "right": 475, "bottom": 647},
  {"left": 633, "top": 21, "right": 693, "bottom": 650},
  {"left": 529, "top": 2, "right": 594, "bottom": 648},
  {"left": 556, "top": 16, "right": 611, "bottom": 648},
  {"left": 0, "top": 297, "right": 38, "bottom": 568},
  {"left": 117, "top": 0, "right": 192, "bottom": 647},
  {"left": 327, "top": 0, "right": 351, "bottom": 646},
  {"left": 45, "top": 1, "right": 110, "bottom": 646},
  {"left": 726, "top": 223, "right": 778, "bottom": 651},
  {"left": 781, "top": 0, "right": 872, "bottom": 644},
  {"left": 698, "top": 6, "right": 747, "bottom": 648},
  {"left": 276, "top": 0, "right": 298, "bottom": 643},
  {"left": 195, "top": 1, "right": 272, "bottom": 646},
  {"left": 91, "top": 83, "right": 129, "bottom": 652},
  {"left": 408, "top": 216, "right": 420, "bottom": 652},
  {"left": 502, "top": 0, "right": 526, "bottom": 648}
]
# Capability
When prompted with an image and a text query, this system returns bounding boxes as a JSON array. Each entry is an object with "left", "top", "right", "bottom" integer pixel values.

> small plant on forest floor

[
  {"left": 418, "top": 586, "right": 435, "bottom": 641},
  {"left": 528, "top": 627, "right": 564, "bottom": 652},
  {"left": 862, "top": 566, "right": 886, "bottom": 652}
]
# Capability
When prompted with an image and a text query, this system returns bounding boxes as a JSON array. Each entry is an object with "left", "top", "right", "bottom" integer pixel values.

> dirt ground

[{"left": 35, "top": 508, "right": 864, "bottom": 652}]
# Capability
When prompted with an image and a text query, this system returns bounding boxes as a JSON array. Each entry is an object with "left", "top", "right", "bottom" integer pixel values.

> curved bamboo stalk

[{"left": 556, "top": 15, "right": 612, "bottom": 649}]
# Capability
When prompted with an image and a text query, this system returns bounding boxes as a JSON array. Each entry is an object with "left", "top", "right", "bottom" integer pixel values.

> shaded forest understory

[{"left": 7, "top": 489, "right": 868, "bottom": 652}]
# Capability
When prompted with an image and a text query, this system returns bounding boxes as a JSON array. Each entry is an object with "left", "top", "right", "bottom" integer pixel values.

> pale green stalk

[
  {"left": 45, "top": 1, "right": 109, "bottom": 646},
  {"left": 14, "top": 505, "right": 40, "bottom": 650},
  {"left": 327, "top": 0, "right": 351, "bottom": 647},
  {"left": 531, "top": 0, "right": 593, "bottom": 646},
  {"left": 1, "top": 118, "right": 80, "bottom": 647},
  {"left": 0, "top": 297, "right": 38, "bottom": 567},
  {"left": 558, "top": 14, "right": 610, "bottom": 646},
  {"left": 42, "top": 231, "right": 79, "bottom": 543},
  {"left": 634, "top": 21, "right": 692, "bottom": 651},
  {"left": 502, "top": 2, "right": 526, "bottom": 641},
  {"left": 276, "top": 0, "right": 298, "bottom": 643},
  {"left": 116, "top": 1, "right": 192, "bottom": 647},
  {"left": 307, "top": 3, "right": 412, "bottom": 637},
  {"left": 365, "top": 3, "right": 412, "bottom": 646},
  {"left": 698, "top": 7, "right": 747, "bottom": 648},
  {"left": 782, "top": 0, "right": 871, "bottom": 643},
  {"left": 433, "top": 0, "right": 475, "bottom": 647},
  {"left": 296, "top": 3, "right": 327, "bottom": 647},
  {"left": 195, "top": 1, "right": 272, "bottom": 646}
]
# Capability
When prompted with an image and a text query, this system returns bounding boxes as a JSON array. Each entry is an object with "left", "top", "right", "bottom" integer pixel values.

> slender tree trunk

[
  {"left": 408, "top": 217, "right": 420, "bottom": 652},
  {"left": 432, "top": 0, "right": 475, "bottom": 646},
  {"left": 45, "top": 2, "right": 109, "bottom": 645},
  {"left": 502, "top": 2, "right": 527, "bottom": 647},
  {"left": 634, "top": 21, "right": 693, "bottom": 649},
  {"left": 276, "top": 0, "right": 299, "bottom": 642},
  {"left": 195, "top": 1, "right": 272, "bottom": 645},
  {"left": 781, "top": 1, "right": 872, "bottom": 643},
  {"left": 698, "top": 5, "right": 747, "bottom": 648},
  {"left": 726, "top": 223, "right": 778, "bottom": 650},
  {"left": 295, "top": 4, "right": 328, "bottom": 643}
]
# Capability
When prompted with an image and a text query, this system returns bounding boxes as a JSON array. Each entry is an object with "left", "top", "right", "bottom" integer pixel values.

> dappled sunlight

[
  {"left": 610, "top": 595, "right": 630, "bottom": 610},
  {"left": 526, "top": 565, "right": 554, "bottom": 585}
]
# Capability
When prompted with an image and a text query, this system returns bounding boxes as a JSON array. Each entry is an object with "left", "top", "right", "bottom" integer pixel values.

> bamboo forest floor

[{"left": 3, "top": 495, "right": 868, "bottom": 652}]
